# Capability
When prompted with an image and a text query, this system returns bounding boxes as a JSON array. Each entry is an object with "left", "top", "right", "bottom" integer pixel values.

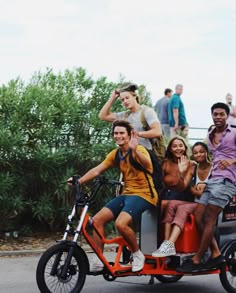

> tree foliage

[{"left": 0, "top": 67, "right": 152, "bottom": 232}]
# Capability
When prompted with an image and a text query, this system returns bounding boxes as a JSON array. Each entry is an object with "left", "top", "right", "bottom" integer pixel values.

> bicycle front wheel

[{"left": 36, "top": 243, "right": 88, "bottom": 293}]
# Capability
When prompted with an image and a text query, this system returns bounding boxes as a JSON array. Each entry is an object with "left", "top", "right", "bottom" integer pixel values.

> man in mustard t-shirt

[{"left": 77, "top": 120, "right": 158, "bottom": 273}]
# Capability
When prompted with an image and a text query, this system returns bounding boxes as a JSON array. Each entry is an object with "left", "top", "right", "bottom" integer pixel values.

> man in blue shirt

[
  {"left": 154, "top": 88, "right": 172, "bottom": 138},
  {"left": 168, "top": 84, "right": 188, "bottom": 138}
]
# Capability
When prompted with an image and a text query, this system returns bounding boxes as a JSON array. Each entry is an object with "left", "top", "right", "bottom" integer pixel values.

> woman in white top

[
  {"left": 152, "top": 142, "right": 212, "bottom": 257},
  {"left": 225, "top": 93, "right": 236, "bottom": 126}
]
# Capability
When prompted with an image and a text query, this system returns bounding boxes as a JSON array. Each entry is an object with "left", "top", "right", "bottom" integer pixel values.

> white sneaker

[
  {"left": 152, "top": 240, "right": 176, "bottom": 257},
  {"left": 132, "top": 250, "right": 145, "bottom": 272},
  {"left": 89, "top": 255, "right": 104, "bottom": 272}
]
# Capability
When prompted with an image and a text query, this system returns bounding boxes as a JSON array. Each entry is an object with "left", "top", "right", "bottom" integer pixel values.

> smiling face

[
  {"left": 170, "top": 138, "right": 187, "bottom": 159},
  {"left": 212, "top": 108, "right": 228, "bottom": 128},
  {"left": 113, "top": 126, "right": 130, "bottom": 146},
  {"left": 192, "top": 145, "right": 208, "bottom": 164},
  {"left": 119, "top": 91, "right": 137, "bottom": 109}
]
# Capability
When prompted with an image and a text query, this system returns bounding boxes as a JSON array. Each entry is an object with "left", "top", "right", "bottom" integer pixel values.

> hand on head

[{"left": 111, "top": 90, "right": 120, "bottom": 100}]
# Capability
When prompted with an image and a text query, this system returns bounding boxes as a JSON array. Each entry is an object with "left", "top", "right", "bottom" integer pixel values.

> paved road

[{"left": 0, "top": 254, "right": 228, "bottom": 293}]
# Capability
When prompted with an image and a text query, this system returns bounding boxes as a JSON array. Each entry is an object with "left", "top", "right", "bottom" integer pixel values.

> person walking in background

[
  {"left": 168, "top": 84, "right": 188, "bottom": 138},
  {"left": 225, "top": 93, "right": 236, "bottom": 126},
  {"left": 154, "top": 88, "right": 172, "bottom": 138}
]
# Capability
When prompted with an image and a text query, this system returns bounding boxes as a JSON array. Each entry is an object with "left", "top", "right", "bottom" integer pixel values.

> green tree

[{"left": 0, "top": 69, "right": 153, "bottom": 232}]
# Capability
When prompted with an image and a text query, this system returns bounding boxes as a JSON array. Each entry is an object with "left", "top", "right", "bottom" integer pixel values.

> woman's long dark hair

[{"left": 165, "top": 136, "right": 189, "bottom": 160}]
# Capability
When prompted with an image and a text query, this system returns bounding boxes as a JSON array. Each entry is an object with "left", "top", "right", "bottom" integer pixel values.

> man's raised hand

[{"left": 128, "top": 130, "right": 139, "bottom": 150}]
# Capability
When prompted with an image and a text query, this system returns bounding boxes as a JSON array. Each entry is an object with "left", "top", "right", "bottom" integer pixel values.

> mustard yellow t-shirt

[{"left": 103, "top": 145, "right": 158, "bottom": 206}]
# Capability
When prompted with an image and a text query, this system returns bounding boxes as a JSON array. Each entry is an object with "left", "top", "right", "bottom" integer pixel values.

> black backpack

[{"left": 114, "top": 148, "right": 163, "bottom": 199}]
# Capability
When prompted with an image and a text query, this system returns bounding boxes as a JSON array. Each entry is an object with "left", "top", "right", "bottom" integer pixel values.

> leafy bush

[{"left": 0, "top": 67, "right": 152, "bottom": 232}]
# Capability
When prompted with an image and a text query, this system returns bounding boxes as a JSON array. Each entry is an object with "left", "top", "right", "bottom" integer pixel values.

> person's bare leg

[
  {"left": 92, "top": 207, "right": 114, "bottom": 252},
  {"left": 192, "top": 204, "right": 222, "bottom": 264},
  {"left": 194, "top": 204, "right": 221, "bottom": 259},
  {"left": 115, "top": 211, "right": 139, "bottom": 252},
  {"left": 168, "top": 225, "right": 181, "bottom": 243},
  {"left": 164, "top": 223, "right": 172, "bottom": 240}
]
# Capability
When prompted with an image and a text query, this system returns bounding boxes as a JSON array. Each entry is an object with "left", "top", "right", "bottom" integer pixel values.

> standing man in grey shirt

[
  {"left": 99, "top": 83, "right": 162, "bottom": 150},
  {"left": 154, "top": 88, "right": 172, "bottom": 138}
]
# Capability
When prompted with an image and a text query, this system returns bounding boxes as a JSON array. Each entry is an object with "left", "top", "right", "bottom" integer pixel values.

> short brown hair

[{"left": 112, "top": 120, "right": 133, "bottom": 136}]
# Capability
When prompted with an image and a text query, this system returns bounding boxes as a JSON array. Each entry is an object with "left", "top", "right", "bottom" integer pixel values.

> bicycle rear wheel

[
  {"left": 220, "top": 242, "right": 236, "bottom": 293},
  {"left": 36, "top": 243, "right": 88, "bottom": 293}
]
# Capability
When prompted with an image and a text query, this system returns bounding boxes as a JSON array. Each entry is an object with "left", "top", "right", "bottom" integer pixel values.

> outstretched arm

[
  {"left": 98, "top": 90, "right": 120, "bottom": 122},
  {"left": 78, "top": 162, "right": 109, "bottom": 185}
]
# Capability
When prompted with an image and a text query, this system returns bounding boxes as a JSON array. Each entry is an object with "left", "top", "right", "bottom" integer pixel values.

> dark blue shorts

[{"left": 105, "top": 195, "right": 153, "bottom": 221}]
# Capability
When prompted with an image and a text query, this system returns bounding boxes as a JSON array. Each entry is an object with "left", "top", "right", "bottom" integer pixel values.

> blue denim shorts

[
  {"left": 105, "top": 195, "right": 153, "bottom": 221},
  {"left": 196, "top": 178, "right": 236, "bottom": 209}
]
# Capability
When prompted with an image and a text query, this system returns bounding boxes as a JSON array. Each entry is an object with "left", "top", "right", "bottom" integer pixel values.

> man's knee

[
  {"left": 93, "top": 214, "right": 105, "bottom": 226},
  {"left": 93, "top": 207, "right": 114, "bottom": 226},
  {"left": 115, "top": 219, "right": 127, "bottom": 232}
]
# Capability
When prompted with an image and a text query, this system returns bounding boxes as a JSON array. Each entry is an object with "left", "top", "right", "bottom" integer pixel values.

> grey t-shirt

[
  {"left": 116, "top": 105, "right": 159, "bottom": 149},
  {"left": 154, "top": 96, "right": 169, "bottom": 124}
]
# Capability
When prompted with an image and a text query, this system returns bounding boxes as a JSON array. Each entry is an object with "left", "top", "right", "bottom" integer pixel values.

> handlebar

[{"left": 68, "top": 175, "right": 124, "bottom": 206}]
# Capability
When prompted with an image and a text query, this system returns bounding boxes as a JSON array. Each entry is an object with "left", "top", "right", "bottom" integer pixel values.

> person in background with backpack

[
  {"left": 73, "top": 120, "right": 158, "bottom": 273},
  {"left": 152, "top": 142, "right": 212, "bottom": 257},
  {"left": 98, "top": 83, "right": 163, "bottom": 157}
]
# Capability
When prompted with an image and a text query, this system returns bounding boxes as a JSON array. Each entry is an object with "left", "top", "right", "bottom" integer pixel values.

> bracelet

[{"left": 179, "top": 173, "right": 184, "bottom": 179}]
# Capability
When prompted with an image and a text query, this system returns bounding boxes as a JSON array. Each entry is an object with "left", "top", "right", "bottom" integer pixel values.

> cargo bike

[{"left": 36, "top": 176, "right": 236, "bottom": 292}]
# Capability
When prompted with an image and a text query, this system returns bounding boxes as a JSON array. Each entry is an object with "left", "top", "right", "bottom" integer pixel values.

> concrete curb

[{"left": 0, "top": 244, "right": 117, "bottom": 257}]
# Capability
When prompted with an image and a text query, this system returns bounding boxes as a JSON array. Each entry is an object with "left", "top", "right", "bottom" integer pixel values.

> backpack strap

[
  {"left": 124, "top": 105, "right": 149, "bottom": 129},
  {"left": 128, "top": 151, "right": 155, "bottom": 199},
  {"left": 114, "top": 148, "right": 155, "bottom": 199},
  {"left": 140, "top": 105, "right": 149, "bottom": 130}
]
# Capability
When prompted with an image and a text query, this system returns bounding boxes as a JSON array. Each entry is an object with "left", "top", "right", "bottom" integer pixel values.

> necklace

[{"left": 118, "top": 149, "right": 130, "bottom": 162}]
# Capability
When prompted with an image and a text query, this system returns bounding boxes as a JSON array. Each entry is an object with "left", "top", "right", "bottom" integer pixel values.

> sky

[{"left": 0, "top": 0, "right": 235, "bottom": 140}]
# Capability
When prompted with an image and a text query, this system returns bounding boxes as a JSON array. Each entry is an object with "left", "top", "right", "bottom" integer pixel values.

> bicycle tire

[{"left": 36, "top": 243, "right": 88, "bottom": 293}]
